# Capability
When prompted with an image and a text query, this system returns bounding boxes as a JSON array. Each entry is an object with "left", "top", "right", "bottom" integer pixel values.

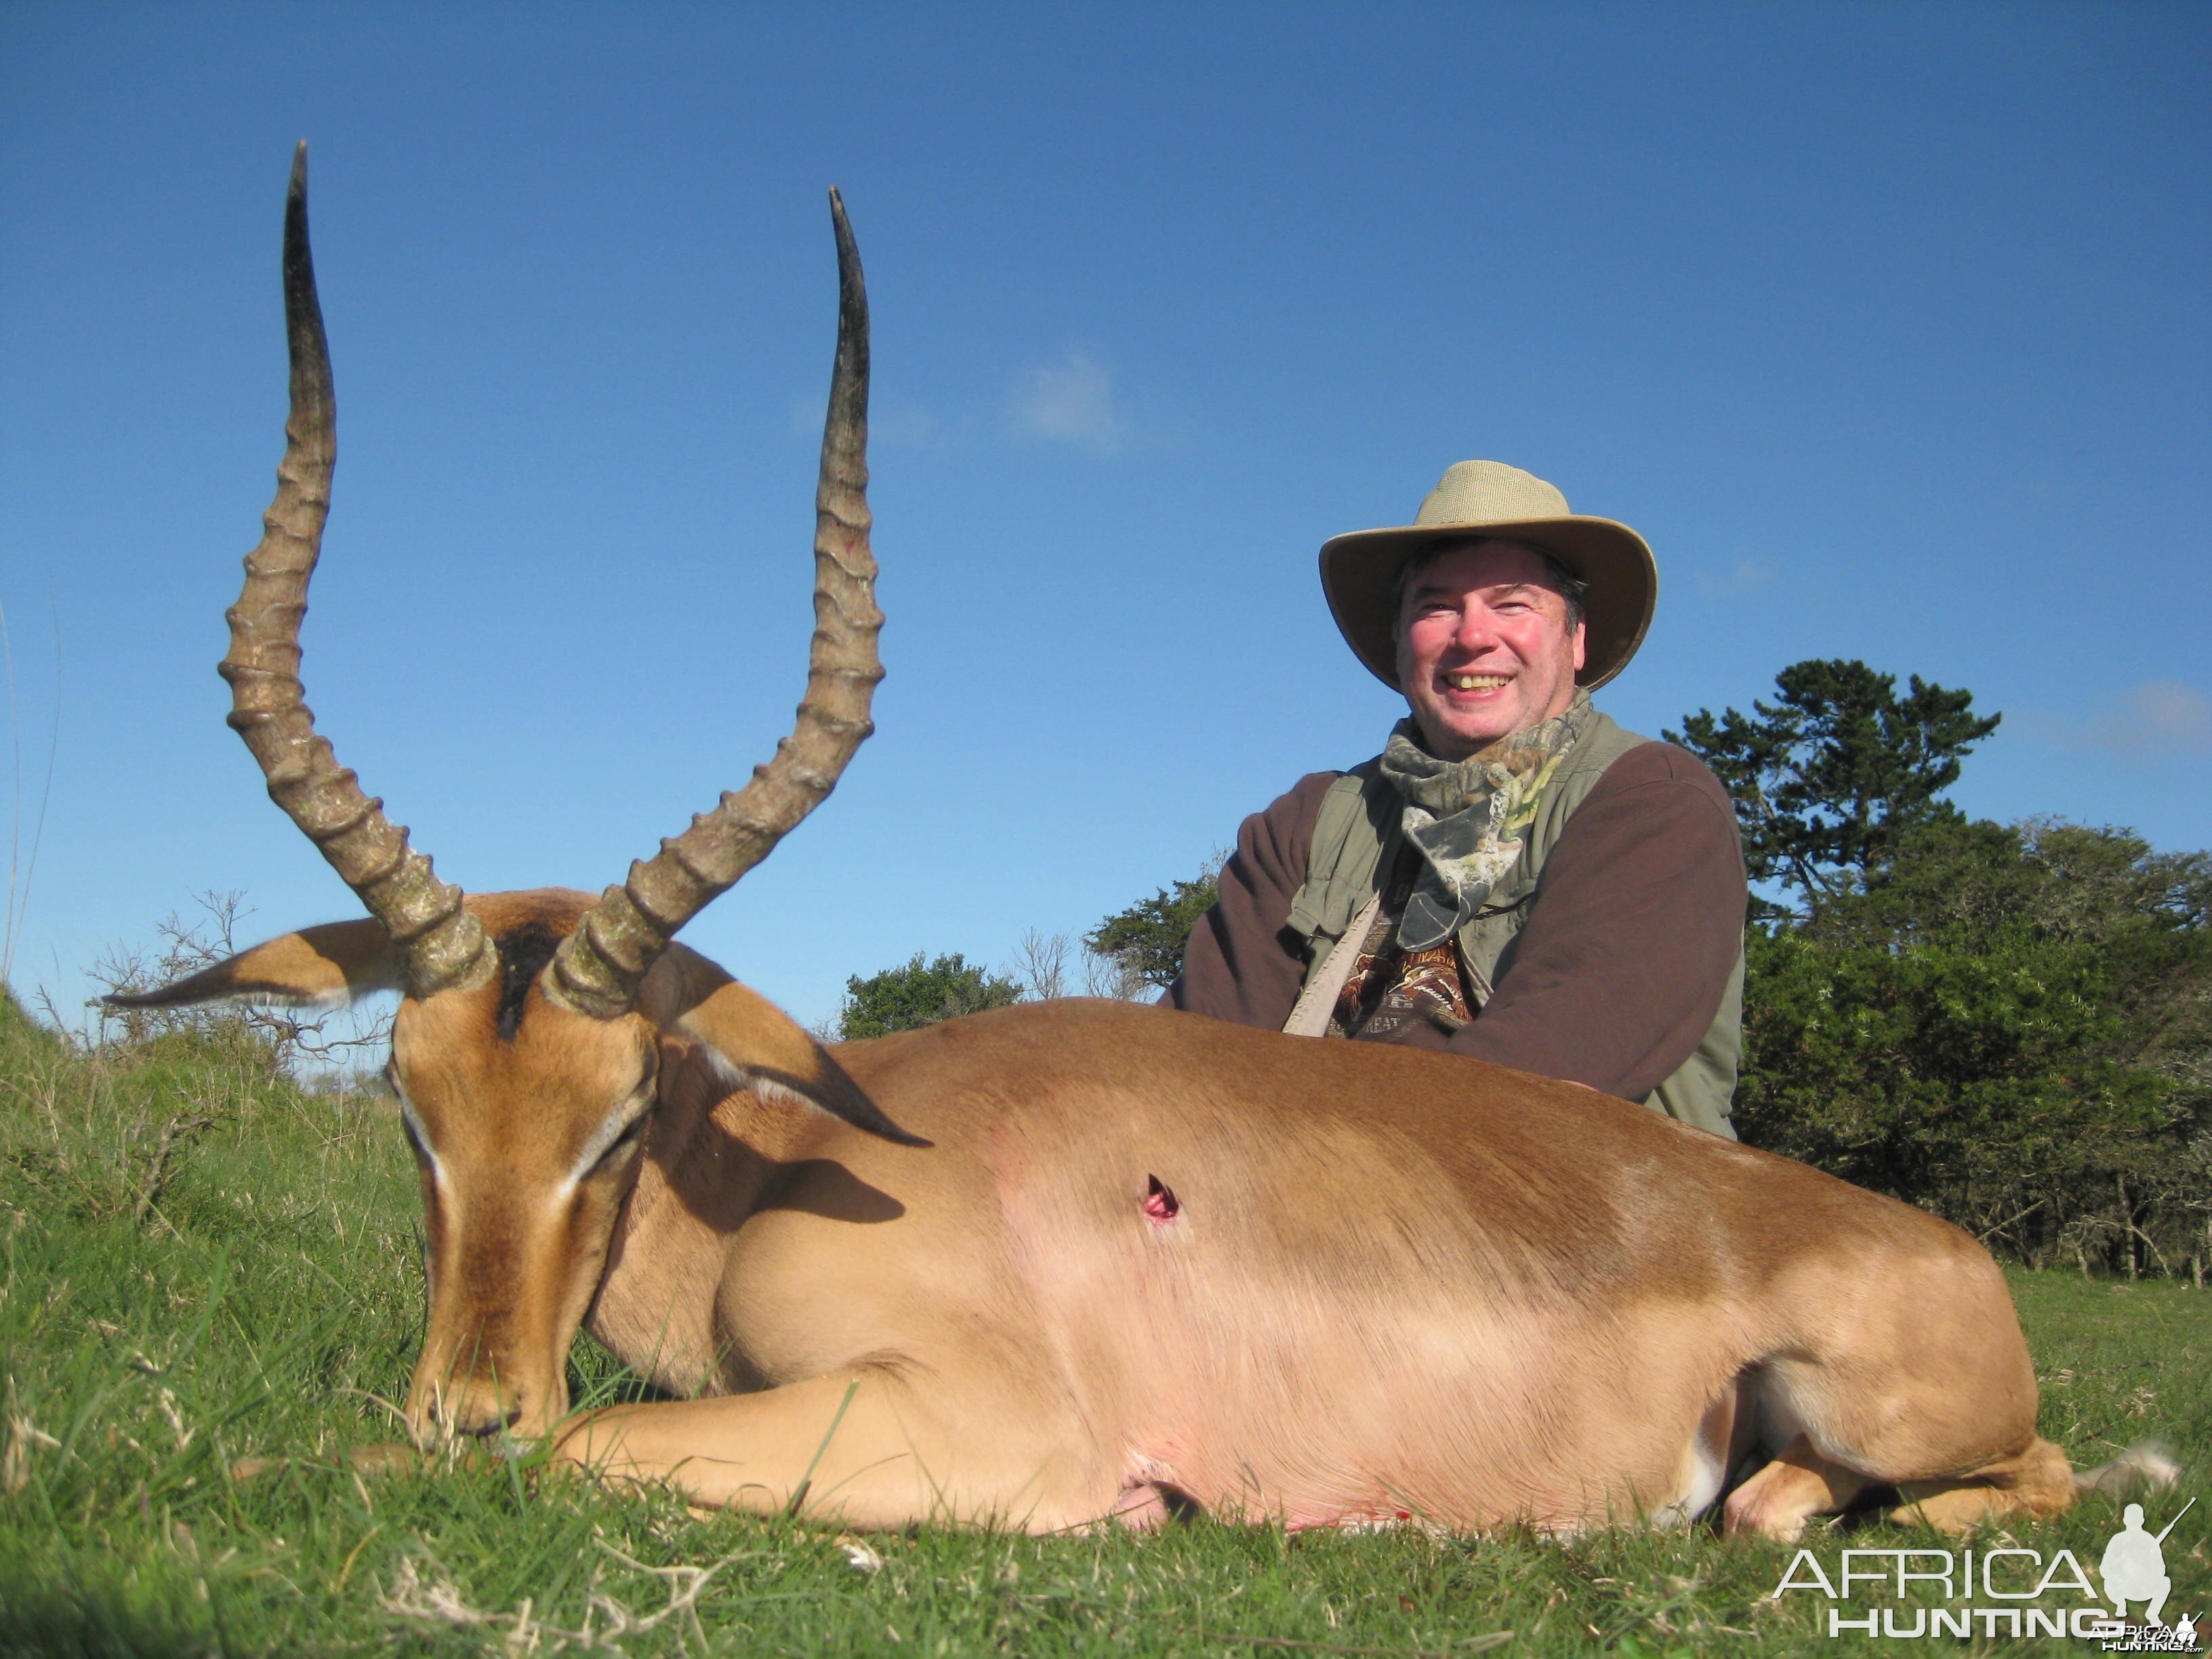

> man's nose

[{"left": 1452, "top": 606, "right": 1501, "bottom": 653}]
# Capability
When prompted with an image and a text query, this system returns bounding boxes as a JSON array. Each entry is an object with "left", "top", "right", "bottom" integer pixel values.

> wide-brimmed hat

[{"left": 1319, "top": 459, "right": 1658, "bottom": 692}]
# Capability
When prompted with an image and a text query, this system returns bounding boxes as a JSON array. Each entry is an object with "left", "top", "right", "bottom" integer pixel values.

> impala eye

[
  {"left": 592, "top": 1113, "right": 646, "bottom": 1173},
  {"left": 386, "top": 1068, "right": 432, "bottom": 1166}
]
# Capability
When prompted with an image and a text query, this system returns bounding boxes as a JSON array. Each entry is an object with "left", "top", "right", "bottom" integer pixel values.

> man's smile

[{"left": 1443, "top": 672, "right": 1511, "bottom": 691}]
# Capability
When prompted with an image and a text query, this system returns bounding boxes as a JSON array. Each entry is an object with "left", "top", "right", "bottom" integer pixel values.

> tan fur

[{"left": 152, "top": 893, "right": 2076, "bottom": 1535}]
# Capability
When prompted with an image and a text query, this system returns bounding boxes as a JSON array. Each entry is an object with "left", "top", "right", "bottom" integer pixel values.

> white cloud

[
  {"left": 1692, "top": 554, "right": 1776, "bottom": 597},
  {"left": 1010, "top": 351, "right": 1124, "bottom": 455},
  {"left": 2106, "top": 679, "right": 2212, "bottom": 754},
  {"left": 2022, "top": 679, "right": 2212, "bottom": 758}
]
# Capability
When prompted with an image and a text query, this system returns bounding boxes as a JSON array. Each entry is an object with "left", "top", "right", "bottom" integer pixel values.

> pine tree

[{"left": 1666, "top": 658, "right": 1999, "bottom": 910}]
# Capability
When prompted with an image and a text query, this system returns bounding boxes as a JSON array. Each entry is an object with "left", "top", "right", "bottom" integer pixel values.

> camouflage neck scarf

[{"left": 1377, "top": 691, "right": 1595, "bottom": 951}]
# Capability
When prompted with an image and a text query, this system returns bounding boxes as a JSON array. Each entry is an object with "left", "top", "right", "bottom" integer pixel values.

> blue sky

[{"left": 2, "top": 1, "right": 2207, "bottom": 1031}]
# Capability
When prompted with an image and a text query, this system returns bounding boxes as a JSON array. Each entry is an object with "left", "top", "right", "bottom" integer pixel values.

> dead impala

[{"left": 121, "top": 147, "right": 2127, "bottom": 1538}]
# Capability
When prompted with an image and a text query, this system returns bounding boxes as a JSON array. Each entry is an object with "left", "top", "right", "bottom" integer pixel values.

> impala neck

[{"left": 585, "top": 1033, "right": 822, "bottom": 1396}]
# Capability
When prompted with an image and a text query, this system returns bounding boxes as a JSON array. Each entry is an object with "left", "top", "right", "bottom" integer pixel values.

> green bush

[
  {"left": 836, "top": 951, "right": 1023, "bottom": 1040},
  {"left": 1086, "top": 870, "right": 1221, "bottom": 990},
  {"left": 1739, "top": 929, "right": 2164, "bottom": 1223},
  {"left": 1736, "top": 818, "right": 2211, "bottom": 1278}
]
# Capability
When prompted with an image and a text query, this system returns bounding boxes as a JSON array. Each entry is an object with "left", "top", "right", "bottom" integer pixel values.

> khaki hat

[{"left": 1319, "top": 459, "right": 1658, "bottom": 692}]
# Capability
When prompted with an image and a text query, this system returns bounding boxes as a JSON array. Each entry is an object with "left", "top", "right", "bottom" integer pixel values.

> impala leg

[
  {"left": 1748, "top": 1245, "right": 2074, "bottom": 1540},
  {"left": 551, "top": 1365, "right": 1086, "bottom": 1530},
  {"left": 1722, "top": 1434, "right": 1870, "bottom": 1542},
  {"left": 1887, "top": 1435, "right": 2076, "bottom": 1534}
]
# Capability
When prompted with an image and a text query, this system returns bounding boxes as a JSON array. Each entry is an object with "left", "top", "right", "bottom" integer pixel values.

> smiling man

[{"left": 1169, "top": 459, "right": 1746, "bottom": 1135}]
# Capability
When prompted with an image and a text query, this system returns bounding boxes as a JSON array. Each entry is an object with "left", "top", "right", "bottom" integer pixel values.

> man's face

[{"left": 1394, "top": 539, "right": 1586, "bottom": 760}]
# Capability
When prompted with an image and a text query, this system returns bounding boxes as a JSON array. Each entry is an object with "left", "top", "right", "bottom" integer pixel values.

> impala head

[{"left": 108, "top": 146, "right": 914, "bottom": 1443}]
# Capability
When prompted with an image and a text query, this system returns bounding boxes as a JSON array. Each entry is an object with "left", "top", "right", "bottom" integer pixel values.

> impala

[{"left": 119, "top": 148, "right": 2132, "bottom": 1539}]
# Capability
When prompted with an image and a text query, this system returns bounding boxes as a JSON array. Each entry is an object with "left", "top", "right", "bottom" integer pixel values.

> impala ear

[
  {"left": 638, "top": 945, "right": 926, "bottom": 1147},
  {"left": 102, "top": 919, "right": 400, "bottom": 1011}
]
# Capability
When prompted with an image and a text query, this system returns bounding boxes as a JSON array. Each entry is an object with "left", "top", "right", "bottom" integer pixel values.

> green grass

[{"left": 2, "top": 990, "right": 2206, "bottom": 1656}]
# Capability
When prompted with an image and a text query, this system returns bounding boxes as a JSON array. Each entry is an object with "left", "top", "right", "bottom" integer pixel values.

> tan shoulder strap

[{"left": 1282, "top": 894, "right": 1381, "bottom": 1037}]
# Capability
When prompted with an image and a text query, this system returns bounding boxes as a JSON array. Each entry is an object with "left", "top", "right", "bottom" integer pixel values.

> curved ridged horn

[
  {"left": 547, "top": 189, "right": 879, "bottom": 1019},
  {"left": 220, "top": 144, "right": 495, "bottom": 999}
]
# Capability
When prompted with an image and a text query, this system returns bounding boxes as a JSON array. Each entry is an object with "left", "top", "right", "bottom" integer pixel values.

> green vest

[{"left": 1282, "top": 710, "right": 1742, "bottom": 1137}]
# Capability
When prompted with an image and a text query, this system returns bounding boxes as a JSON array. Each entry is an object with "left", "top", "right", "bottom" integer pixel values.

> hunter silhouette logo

[
  {"left": 2096, "top": 1497, "right": 2198, "bottom": 1650},
  {"left": 2102, "top": 1500, "right": 2187, "bottom": 1624}
]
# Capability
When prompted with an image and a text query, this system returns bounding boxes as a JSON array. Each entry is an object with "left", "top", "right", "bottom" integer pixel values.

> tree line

[{"left": 842, "top": 659, "right": 2211, "bottom": 1283}]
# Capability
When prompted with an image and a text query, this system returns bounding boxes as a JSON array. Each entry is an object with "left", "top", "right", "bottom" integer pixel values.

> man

[{"left": 1169, "top": 459, "right": 1746, "bottom": 1136}]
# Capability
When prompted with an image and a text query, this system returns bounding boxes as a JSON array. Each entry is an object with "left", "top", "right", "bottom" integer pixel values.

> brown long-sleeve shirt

[{"left": 1167, "top": 741, "right": 1746, "bottom": 1103}]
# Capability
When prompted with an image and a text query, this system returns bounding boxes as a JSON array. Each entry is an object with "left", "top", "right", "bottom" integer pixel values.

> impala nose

[
  {"left": 451, "top": 1401, "right": 522, "bottom": 1438},
  {"left": 415, "top": 1377, "right": 531, "bottom": 1443}
]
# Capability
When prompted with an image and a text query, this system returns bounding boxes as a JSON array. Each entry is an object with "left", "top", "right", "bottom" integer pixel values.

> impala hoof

[{"left": 348, "top": 1442, "right": 426, "bottom": 1475}]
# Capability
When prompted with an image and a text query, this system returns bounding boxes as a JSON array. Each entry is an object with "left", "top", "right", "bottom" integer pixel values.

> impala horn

[
  {"left": 222, "top": 144, "right": 496, "bottom": 999},
  {"left": 545, "top": 188, "right": 880, "bottom": 1020}
]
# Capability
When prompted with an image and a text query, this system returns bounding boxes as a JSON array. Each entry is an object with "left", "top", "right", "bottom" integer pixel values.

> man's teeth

[{"left": 1446, "top": 674, "right": 1509, "bottom": 691}]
